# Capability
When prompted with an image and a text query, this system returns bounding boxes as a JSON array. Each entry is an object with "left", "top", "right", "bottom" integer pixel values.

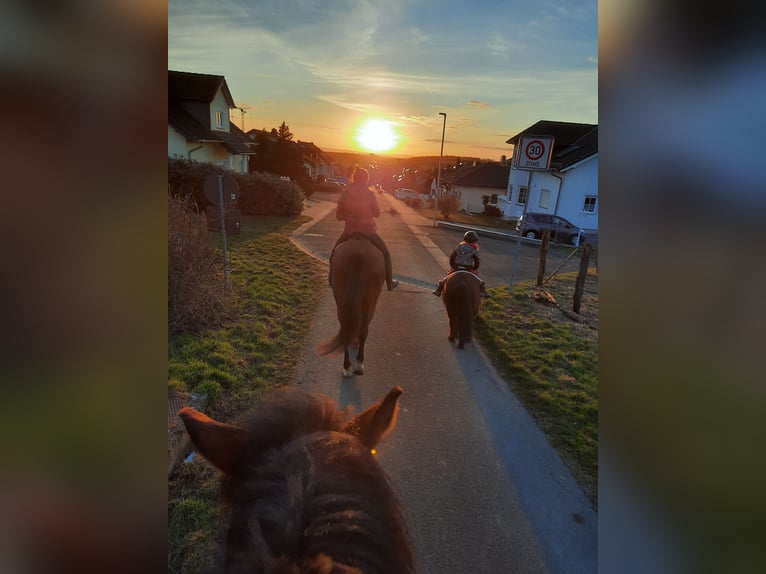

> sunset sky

[{"left": 168, "top": 0, "right": 597, "bottom": 160}]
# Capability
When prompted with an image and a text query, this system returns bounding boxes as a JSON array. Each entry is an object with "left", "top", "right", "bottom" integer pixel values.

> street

[{"left": 289, "top": 192, "right": 597, "bottom": 574}]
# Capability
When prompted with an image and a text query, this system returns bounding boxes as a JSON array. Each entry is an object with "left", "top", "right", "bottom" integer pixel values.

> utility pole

[{"left": 432, "top": 112, "right": 447, "bottom": 227}]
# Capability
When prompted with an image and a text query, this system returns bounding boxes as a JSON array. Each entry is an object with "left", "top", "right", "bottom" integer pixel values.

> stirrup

[{"left": 387, "top": 279, "right": 399, "bottom": 291}]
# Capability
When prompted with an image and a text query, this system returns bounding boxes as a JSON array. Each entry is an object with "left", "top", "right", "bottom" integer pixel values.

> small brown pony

[
  {"left": 441, "top": 270, "right": 482, "bottom": 349},
  {"left": 178, "top": 386, "right": 414, "bottom": 574},
  {"left": 317, "top": 235, "right": 385, "bottom": 377}
]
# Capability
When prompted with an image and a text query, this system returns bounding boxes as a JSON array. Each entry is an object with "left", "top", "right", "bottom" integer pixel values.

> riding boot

[
  {"left": 384, "top": 253, "right": 398, "bottom": 290},
  {"left": 480, "top": 280, "right": 492, "bottom": 298},
  {"left": 432, "top": 279, "right": 444, "bottom": 296}
]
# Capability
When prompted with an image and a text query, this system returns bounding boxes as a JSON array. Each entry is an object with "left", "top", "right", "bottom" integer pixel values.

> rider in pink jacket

[{"left": 328, "top": 167, "right": 398, "bottom": 290}]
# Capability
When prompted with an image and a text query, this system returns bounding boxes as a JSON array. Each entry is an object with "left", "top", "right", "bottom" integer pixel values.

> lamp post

[{"left": 432, "top": 112, "right": 447, "bottom": 227}]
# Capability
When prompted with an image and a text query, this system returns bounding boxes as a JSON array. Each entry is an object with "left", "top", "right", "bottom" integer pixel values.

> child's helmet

[{"left": 464, "top": 230, "right": 478, "bottom": 243}]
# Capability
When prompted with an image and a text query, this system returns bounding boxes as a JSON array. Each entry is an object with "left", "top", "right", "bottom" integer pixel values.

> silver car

[{"left": 516, "top": 212, "right": 582, "bottom": 245}]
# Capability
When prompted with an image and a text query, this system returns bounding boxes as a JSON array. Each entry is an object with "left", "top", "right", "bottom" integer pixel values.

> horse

[
  {"left": 441, "top": 270, "right": 482, "bottom": 349},
  {"left": 178, "top": 386, "right": 414, "bottom": 574},
  {"left": 317, "top": 235, "right": 386, "bottom": 377}
]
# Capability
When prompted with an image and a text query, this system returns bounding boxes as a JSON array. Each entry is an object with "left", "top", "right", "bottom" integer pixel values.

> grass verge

[
  {"left": 412, "top": 205, "right": 518, "bottom": 230},
  {"left": 168, "top": 215, "right": 326, "bottom": 574},
  {"left": 476, "top": 271, "right": 599, "bottom": 506}
]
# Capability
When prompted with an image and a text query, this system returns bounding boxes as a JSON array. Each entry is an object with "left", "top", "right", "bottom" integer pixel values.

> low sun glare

[{"left": 354, "top": 119, "right": 398, "bottom": 153}]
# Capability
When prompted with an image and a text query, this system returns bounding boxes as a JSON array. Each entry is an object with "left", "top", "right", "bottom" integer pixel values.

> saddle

[{"left": 345, "top": 232, "right": 373, "bottom": 242}]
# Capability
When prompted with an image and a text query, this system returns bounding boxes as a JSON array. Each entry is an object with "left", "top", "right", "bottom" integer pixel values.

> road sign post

[
  {"left": 204, "top": 173, "right": 240, "bottom": 285},
  {"left": 508, "top": 135, "right": 554, "bottom": 291}
]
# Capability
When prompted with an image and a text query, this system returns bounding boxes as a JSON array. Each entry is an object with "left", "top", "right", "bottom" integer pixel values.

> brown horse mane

[{"left": 182, "top": 388, "right": 414, "bottom": 573}]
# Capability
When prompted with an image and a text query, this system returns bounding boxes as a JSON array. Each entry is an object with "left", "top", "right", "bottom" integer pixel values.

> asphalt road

[{"left": 289, "top": 192, "right": 596, "bottom": 574}]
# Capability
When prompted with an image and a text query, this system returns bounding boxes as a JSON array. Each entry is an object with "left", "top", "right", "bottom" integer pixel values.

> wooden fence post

[
  {"left": 573, "top": 243, "right": 592, "bottom": 314},
  {"left": 537, "top": 229, "right": 550, "bottom": 287}
]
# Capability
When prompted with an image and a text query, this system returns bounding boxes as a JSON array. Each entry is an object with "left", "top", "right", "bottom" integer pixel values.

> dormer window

[{"left": 215, "top": 110, "right": 225, "bottom": 129}]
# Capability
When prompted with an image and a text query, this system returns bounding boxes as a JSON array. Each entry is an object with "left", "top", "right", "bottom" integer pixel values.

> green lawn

[
  {"left": 411, "top": 205, "right": 518, "bottom": 230},
  {"left": 168, "top": 215, "right": 326, "bottom": 574},
  {"left": 476, "top": 273, "right": 599, "bottom": 505}
]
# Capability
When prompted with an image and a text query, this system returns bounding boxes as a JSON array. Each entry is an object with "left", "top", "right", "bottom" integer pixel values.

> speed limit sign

[{"left": 515, "top": 135, "right": 554, "bottom": 171}]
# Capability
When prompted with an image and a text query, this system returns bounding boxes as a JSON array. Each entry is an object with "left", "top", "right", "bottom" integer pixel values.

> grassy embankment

[
  {"left": 168, "top": 215, "right": 326, "bottom": 574},
  {"left": 476, "top": 272, "right": 599, "bottom": 505}
]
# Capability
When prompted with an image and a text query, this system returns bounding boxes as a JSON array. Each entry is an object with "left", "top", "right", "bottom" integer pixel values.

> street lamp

[{"left": 432, "top": 112, "right": 447, "bottom": 227}]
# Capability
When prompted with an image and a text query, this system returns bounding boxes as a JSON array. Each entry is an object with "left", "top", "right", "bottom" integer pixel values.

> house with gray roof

[
  {"left": 168, "top": 70, "right": 256, "bottom": 173},
  {"left": 432, "top": 161, "right": 511, "bottom": 214},
  {"left": 498, "top": 120, "right": 598, "bottom": 233}
]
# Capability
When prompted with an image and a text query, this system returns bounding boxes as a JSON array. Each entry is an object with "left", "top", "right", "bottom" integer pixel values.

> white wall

[
  {"left": 209, "top": 90, "right": 231, "bottom": 132},
  {"left": 168, "top": 125, "right": 188, "bottom": 158},
  {"left": 558, "top": 155, "right": 598, "bottom": 231},
  {"left": 454, "top": 186, "right": 505, "bottom": 213},
  {"left": 499, "top": 154, "right": 598, "bottom": 230}
]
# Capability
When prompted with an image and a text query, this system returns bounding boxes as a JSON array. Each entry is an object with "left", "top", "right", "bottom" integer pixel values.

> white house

[
  {"left": 168, "top": 70, "right": 256, "bottom": 173},
  {"left": 498, "top": 120, "right": 598, "bottom": 233},
  {"left": 432, "top": 161, "right": 510, "bottom": 214}
]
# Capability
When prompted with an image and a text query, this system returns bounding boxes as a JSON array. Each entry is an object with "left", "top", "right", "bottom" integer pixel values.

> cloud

[{"left": 467, "top": 100, "right": 492, "bottom": 108}]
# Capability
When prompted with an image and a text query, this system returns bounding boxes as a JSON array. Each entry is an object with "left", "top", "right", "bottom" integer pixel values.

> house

[
  {"left": 498, "top": 120, "right": 598, "bottom": 233},
  {"left": 168, "top": 70, "right": 256, "bottom": 173},
  {"left": 432, "top": 161, "right": 510, "bottom": 214},
  {"left": 296, "top": 141, "right": 334, "bottom": 181},
  {"left": 244, "top": 130, "right": 336, "bottom": 181}
]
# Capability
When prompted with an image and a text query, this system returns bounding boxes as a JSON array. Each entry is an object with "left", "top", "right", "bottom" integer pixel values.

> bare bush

[
  {"left": 168, "top": 194, "right": 234, "bottom": 334},
  {"left": 438, "top": 195, "right": 462, "bottom": 219}
]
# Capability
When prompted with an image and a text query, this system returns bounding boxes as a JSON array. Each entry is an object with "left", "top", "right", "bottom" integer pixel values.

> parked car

[
  {"left": 315, "top": 179, "right": 344, "bottom": 193},
  {"left": 516, "top": 212, "right": 582, "bottom": 245},
  {"left": 394, "top": 188, "right": 420, "bottom": 200}
]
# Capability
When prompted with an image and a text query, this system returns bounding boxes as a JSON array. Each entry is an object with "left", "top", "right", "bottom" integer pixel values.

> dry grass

[{"left": 168, "top": 194, "right": 235, "bottom": 334}]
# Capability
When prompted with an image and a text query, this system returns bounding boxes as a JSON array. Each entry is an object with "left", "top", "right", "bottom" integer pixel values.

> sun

[{"left": 354, "top": 119, "right": 398, "bottom": 152}]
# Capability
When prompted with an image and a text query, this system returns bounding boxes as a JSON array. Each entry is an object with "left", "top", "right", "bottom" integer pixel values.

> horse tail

[
  {"left": 457, "top": 289, "right": 474, "bottom": 345},
  {"left": 316, "top": 253, "right": 367, "bottom": 357},
  {"left": 316, "top": 332, "right": 344, "bottom": 357},
  {"left": 446, "top": 274, "right": 477, "bottom": 348}
]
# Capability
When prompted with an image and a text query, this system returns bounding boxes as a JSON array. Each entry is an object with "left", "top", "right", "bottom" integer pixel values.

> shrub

[
  {"left": 237, "top": 171, "right": 305, "bottom": 216},
  {"left": 168, "top": 158, "right": 305, "bottom": 217},
  {"left": 168, "top": 158, "right": 220, "bottom": 211},
  {"left": 483, "top": 204, "right": 504, "bottom": 217},
  {"left": 438, "top": 195, "right": 461, "bottom": 219},
  {"left": 168, "top": 194, "right": 235, "bottom": 334}
]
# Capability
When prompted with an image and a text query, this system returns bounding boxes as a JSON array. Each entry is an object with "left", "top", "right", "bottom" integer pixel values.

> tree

[{"left": 277, "top": 121, "right": 293, "bottom": 142}]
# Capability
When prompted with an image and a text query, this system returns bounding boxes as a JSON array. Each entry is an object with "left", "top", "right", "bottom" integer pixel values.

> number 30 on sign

[{"left": 515, "top": 135, "right": 554, "bottom": 171}]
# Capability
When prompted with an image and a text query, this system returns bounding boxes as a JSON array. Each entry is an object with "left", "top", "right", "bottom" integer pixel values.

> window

[
  {"left": 517, "top": 186, "right": 528, "bottom": 205},
  {"left": 539, "top": 189, "right": 551, "bottom": 209},
  {"left": 583, "top": 196, "right": 597, "bottom": 213},
  {"left": 215, "top": 110, "right": 225, "bottom": 129}
]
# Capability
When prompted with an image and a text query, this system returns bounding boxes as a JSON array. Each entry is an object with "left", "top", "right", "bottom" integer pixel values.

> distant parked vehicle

[
  {"left": 516, "top": 212, "right": 582, "bottom": 245},
  {"left": 315, "top": 179, "right": 345, "bottom": 193},
  {"left": 395, "top": 188, "right": 429, "bottom": 201}
]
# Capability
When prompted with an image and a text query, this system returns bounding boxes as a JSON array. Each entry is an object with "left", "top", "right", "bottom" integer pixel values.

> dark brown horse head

[
  {"left": 178, "top": 386, "right": 413, "bottom": 574},
  {"left": 442, "top": 270, "right": 482, "bottom": 349},
  {"left": 317, "top": 237, "right": 386, "bottom": 377}
]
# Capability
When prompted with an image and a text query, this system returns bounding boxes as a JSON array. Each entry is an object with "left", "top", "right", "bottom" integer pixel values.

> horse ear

[
  {"left": 344, "top": 386, "right": 403, "bottom": 449},
  {"left": 178, "top": 407, "right": 247, "bottom": 475}
]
